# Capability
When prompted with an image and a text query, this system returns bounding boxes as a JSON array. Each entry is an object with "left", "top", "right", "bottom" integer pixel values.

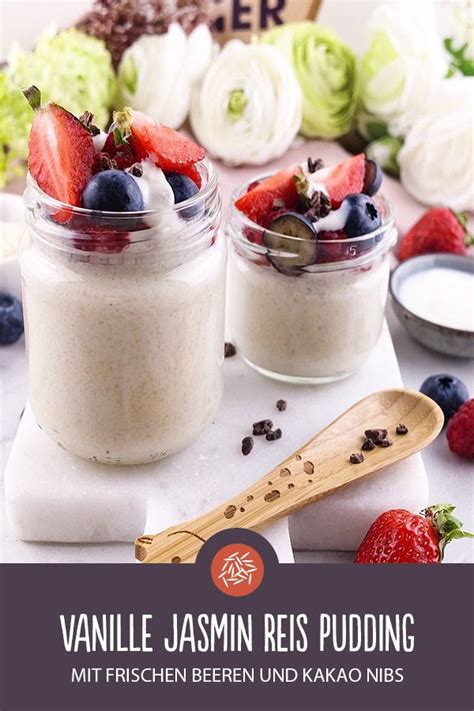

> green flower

[
  {"left": 0, "top": 72, "right": 33, "bottom": 187},
  {"left": 8, "top": 27, "right": 116, "bottom": 129},
  {"left": 261, "top": 21, "right": 359, "bottom": 140}
]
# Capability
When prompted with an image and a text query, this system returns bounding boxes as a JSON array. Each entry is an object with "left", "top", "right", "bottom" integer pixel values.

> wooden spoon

[{"left": 135, "top": 389, "right": 443, "bottom": 564}]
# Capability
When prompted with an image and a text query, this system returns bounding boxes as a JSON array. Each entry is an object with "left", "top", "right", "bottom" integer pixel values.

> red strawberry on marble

[
  {"left": 398, "top": 208, "right": 472, "bottom": 261},
  {"left": 354, "top": 505, "right": 473, "bottom": 563}
]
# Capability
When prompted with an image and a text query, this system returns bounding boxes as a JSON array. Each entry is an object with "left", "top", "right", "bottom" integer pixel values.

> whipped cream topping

[
  {"left": 314, "top": 202, "right": 350, "bottom": 233},
  {"left": 92, "top": 131, "right": 108, "bottom": 152},
  {"left": 128, "top": 162, "right": 175, "bottom": 210},
  {"left": 304, "top": 174, "right": 330, "bottom": 203}
]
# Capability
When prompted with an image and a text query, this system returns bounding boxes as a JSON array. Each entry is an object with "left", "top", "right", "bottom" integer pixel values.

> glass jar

[
  {"left": 227, "top": 180, "right": 397, "bottom": 384},
  {"left": 21, "top": 160, "right": 226, "bottom": 465}
]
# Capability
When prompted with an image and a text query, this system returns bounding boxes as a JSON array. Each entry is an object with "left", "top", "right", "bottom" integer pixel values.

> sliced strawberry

[
  {"left": 28, "top": 103, "right": 95, "bottom": 208},
  {"left": 98, "top": 131, "right": 137, "bottom": 171},
  {"left": 317, "top": 229, "right": 348, "bottom": 263},
  {"left": 68, "top": 216, "right": 130, "bottom": 254},
  {"left": 317, "top": 153, "right": 366, "bottom": 208},
  {"left": 124, "top": 109, "right": 205, "bottom": 172},
  {"left": 235, "top": 165, "right": 303, "bottom": 226},
  {"left": 178, "top": 162, "right": 202, "bottom": 189},
  {"left": 93, "top": 149, "right": 136, "bottom": 173},
  {"left": 102, "top": 131, "right": 117, "bottom": 156}
]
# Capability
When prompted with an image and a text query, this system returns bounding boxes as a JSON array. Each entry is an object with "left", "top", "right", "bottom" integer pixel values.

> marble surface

[
  {"left": 4, "top": 320, "right": 428, "bottom": 552},
  {"left": 0, "top": 307, "right": 474, "bottom": 563}
]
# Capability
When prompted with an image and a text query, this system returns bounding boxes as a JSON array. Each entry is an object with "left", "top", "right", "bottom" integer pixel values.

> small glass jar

[
  {"left": 227, "top": 179, "right": 397, "bottom": 384},
  {"left": 21, "top": 160, "right": 226, "bottom": 465}
]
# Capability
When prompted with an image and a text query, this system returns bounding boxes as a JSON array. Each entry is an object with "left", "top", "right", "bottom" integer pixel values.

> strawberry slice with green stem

[
  {"left": 113, "top": 108, "right": 205, "bottom": 173},
  {"left": 24, "top": 86, "right": 96, "bottom": 214},
  {"left": 235, "top": 165, "right": 303, "bottom": 226}
]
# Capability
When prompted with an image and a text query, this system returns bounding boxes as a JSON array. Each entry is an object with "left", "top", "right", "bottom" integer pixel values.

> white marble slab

[{"left": 4, "top": 321, "right": 428, "bottom": 555}]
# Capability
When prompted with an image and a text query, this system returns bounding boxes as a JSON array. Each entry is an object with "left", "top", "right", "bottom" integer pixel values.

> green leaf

[
  {"left": 444, "top": 37, "right": 474, "bottom": 77},
  {"left": 423, "top": 504, "right": 474, "bottom": 561}
]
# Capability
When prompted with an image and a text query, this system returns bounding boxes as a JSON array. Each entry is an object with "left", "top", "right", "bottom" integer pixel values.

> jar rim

[
  {"left": 25, "top": 157, "right": 218, "bottom": 219},
  {"left": 230, "top": 173, "right": 395, "bottom": 244},
  {"left": 23, "top": 158, "right": 222, "bottom": 261},
  {"left": 227, "top": 175, "right": 397, "bottom": 272}
]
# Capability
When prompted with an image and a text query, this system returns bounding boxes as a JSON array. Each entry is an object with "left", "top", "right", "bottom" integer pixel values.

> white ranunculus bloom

[
  {"left": 398, "top": 78, "right": 474, "bottom": 211},
  {"left": 190, "top": 41, "right": 302, "bottom": 165},
  {"left": 448, "top": 0, "right": 474, "bottom": 61},
  {"left": 359, "top": 0, "right": 448, "bottom": 137},
  {"left": 118, "top": 24, "right": 215, "bottom": 129}
]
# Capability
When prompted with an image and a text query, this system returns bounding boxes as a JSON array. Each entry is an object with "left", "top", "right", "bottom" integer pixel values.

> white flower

[
  {"left": 118, "top": 24, "right": 215, "bottom": 129},
  {"left": 398, "top": 77, "right": 474, "bottom": 211},
  {"left": 359, "top": 0, "right": 448, "bottom": 137},
  {"left": 448, "top": 0, "right": 474, "bottom": 62},
  {"left": 190, "top": 40, "right": 302, "bottom": 165}
]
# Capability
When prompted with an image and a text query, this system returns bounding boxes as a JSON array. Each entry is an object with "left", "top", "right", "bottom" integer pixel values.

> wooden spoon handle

[{"left": 135, "top": 389, "right": 443, "bottom": 564}]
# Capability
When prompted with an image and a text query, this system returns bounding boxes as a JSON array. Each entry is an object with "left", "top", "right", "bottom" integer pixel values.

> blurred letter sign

[{"left": 211, "top": 0, "right": 322, "bottom": 42}]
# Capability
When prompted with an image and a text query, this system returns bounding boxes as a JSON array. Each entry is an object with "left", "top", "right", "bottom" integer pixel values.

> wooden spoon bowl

[{"left": 135, "top": 389, "right": 443, "bottom": 564}]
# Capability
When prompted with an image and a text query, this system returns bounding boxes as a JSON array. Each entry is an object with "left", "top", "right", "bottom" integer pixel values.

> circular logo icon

[{"left": 211, "top": 543, "right": 265, "bottom": 597}]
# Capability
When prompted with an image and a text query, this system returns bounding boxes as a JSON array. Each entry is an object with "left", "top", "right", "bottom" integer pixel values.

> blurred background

[{"left": 0, "top": 0, "right": 465, "bottom": 57}]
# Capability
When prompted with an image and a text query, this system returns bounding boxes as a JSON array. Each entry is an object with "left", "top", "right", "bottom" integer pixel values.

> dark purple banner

[{"left": 1, "top": 530, "right": 473, "bottom": 711}]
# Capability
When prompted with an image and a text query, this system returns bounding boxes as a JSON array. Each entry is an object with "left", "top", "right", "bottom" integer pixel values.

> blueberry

[
  {"left": 165, "top": 172, "right": 200, "bottom": 219},
  {"left": 82, "top": 170, "right": 144, "bottom": 212},
  {"left": 420, "top": 374, "right": 469, "bottom": 423},
  {"left": 342, "top": 193, "right": 382, "bottom": 238},
  {"left": 265, "top": 212, "right": 317, "bottom": 274},
  {"left": 0, "top": 293, "right": 24, "bottom": 345},
  {"left": 363, "top": 159, "right": 383, "bottom": 196}
]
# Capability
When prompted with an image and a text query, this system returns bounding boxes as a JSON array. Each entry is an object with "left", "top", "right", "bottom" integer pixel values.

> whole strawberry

[
  {"left": 354, "top": 504, "right": 473, "bottom": 563},
  {"left": 399, "top": 207, "right": 473, "bottom": 261},
  {"left": 446, "top": 399, "right": 474, "bottom": 459}
]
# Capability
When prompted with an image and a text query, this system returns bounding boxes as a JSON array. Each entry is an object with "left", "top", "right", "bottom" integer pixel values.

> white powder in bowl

[{"left": 398, "top": 267, "right": 474, "bottom": 332}]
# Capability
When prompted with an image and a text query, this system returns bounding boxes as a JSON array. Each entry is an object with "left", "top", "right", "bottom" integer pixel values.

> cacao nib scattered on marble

[
  {"left": 266, "top": 428, "right": 282, "bottom": 442},
  {"left": 241, "top": 436, "right": 254, "bottom": 456},
  {"left": 224, "top": 342, "right": 237, "bottom": 358},
  {"left": 253, "top": 419, "right": 273, "bottom": 436}
]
